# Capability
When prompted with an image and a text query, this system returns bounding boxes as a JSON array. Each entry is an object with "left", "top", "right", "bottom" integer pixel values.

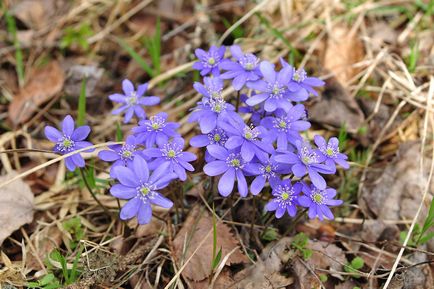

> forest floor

[{"left": 0, "top": 0, "right": 433, "bottom": 288}]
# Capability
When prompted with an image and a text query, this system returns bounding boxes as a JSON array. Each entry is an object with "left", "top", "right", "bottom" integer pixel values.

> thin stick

[{"left": 0, "top": 148, "right": 56, "bottom": 154}]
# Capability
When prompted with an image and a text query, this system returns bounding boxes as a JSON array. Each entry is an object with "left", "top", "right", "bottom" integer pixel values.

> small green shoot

[
  {"left": 319, "top": 274, "right": 328, "bottom": 283},
  {"left": 50, "top": 247, "right": 83, "bottom": 285},
  {"left": 211, "top": 203, "right": 222, "bottom": 270},
  {"left": 116, "top": 37, "right": 154, "bottom": 77},
  {"left": 261, "top": 227, "right": 279, "bottom": 241},
  {"left": 4, "top": 7, "right": 25, "bottom": 87},
  {"left": 222, "top": 18, "right": 245, "bottom": 39},
  {"left": 417, "top": 198, "right": 434, "bottom": 245},
  {"left": 60, "top": 23, "right": 93, "bottom": 51},
  {"left": 406, "top": 41, "right": 419, "bottom": 73},
  {"left": 338, "top": 124, "right": 348, "bottom": 151},
  {"left": 116, "top": 122, "right": 123, "bottom": 142},
  {"left": 77, "top": 78, "right": 87, "bottom": 126},
  {"left": 62, "top": 217, "right": 85, "bottom": 250},
  {"left": 291, "top": 233, "right": 312, "bottom": 260},
  {"left": 27, "top": 273, "right": 61, "bottom": 289},
  {"left": 344, "top": 256, "right": 364, "bottom": 278},
  {"left": 142, "top": 18, "right": 161, "bottom": 76}
]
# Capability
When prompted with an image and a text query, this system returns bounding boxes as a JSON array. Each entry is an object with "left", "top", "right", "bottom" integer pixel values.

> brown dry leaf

[
  {"left": 11, "top": 0, "right": 59, "bottom": 30},
  {"left": 309, "top": 78, "right": 364, "bottom": 133},
  {"left": 173, "top": 206, "right": 247, "bottom": 282},
  {"left": 8, "top": 61, "right": 65, "bottom": 125},
  {"left": 26, "top": 225, "right": 63, "bottom": 270},
  {"left": 323, "top": 23, "right": 364, "bottom": 85},
  {"left": 0, "top": 171, "right": 34, "bottom": 246}
]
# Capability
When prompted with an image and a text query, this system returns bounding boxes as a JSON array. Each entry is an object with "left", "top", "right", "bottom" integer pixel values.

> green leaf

[
  {"left": 351, "top": 257, "right": 364, "bottom": 270},
  {"left": 116, "top": 122, "right": 123, "bottom": 142},
  {"left": 40, "top": 273, "right": 55, "bottom": 285},
  {"left": 261, "top": 227, "right": 279, "bottom": 241},
  {"left": 116, "top": 37, "right": 154, "bottom": 77},
  {"left": 77, "top": 78, "right": 87, "bottom": 126},
  {"left": 4, "top": 8, "right": 25, "bottom": 87},
  {"left": 212, "top": 248, "right": 222, "bottom": 270},
  {"left": 302, "top": 248, "right": 313, "bottom": 260}
]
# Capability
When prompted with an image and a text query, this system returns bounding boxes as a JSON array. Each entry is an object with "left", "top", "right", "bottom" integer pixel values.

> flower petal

[
  {"left": 113, "top": 166, "right": 140, "bottom": 187},
  {"left": 45, "top": 126, "right": 63, "bottom": 142},
  {"left": 236, "top": 170, "right": 248, "bottom": 197},
  {"left": 62, "top": 115, "right": 75, "bottom": 136},
  {"left": 122, "top": 79, "right": 134, "bottom": 95},
  {"left": 110, "top": 184, "right": 137, "bottom": 199},
  {"left": 137, "top": 202, "right": 152, "bottom": 224},
  {"left": 204, "top": 161, "right": 227, "bottom": 176},
  {"left": 133, "top": 156, "right": 149, "bottom": 182},
  {"left": 71, "top": 126, "right": 91, "bottom": 141},
  {"left": 218, "top": 168, "right": 235, "bottom": 197},
  {"left": 151, "top": 193, "right": 173, "bottom": 208},
  {"left": 120, "top": 197, "right": 140, "bottom": 220}
]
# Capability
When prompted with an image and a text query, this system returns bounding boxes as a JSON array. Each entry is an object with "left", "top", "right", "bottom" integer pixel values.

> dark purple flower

[
  {"left": 219, "top": 120, "right": 274, "bottom": 162},
  {"left": 244, "top": 155, "right": 291, "bottom": 195},
  {"left": 132, "top": 112, "right": 180, "bottom": 148},
  {"left": 193, "top": 77, "right": 224, "bottom": 99},
  {"left": 44, "top": 115, "right": 94, "bottom": 172},
  {"left": 192, "top": 46, "right": 226, "bottom": 76},
  {"left": 314, "top": 135, "right": 349, "bottom": 172},
  {"left": 261, "top": 105, "right": 310, "bottom": 150},
  {"left": 98, "top": 135, "right": 142, "bottom": 178},
  {"left": 280, "top": 58, "right": 325, "bottom": 99},
  {"left": 274, "top": 141, "right": 333, "bottom": 190},
  {"left": 245, "top": 61, "right": 293, "bottom": 112},
  {"left": 109, "top": 79, "right": 160, "bottom": 123},
  {"left": 299, "top": 183, "right": 343, "bottom": 220},
  {"left": 265, "top": 180, "right": 302, "bottom": 218},
  {"left": 189, "top": 97, "right": 242, "bottom": 133},
  {"left": 220, "top": 45, "right": 262, "bottom": 90},
  {"left": 111, "top": 156, "right": 176, "bottom": 224},
  {"left": 238, "top": 93, "right": 268, "bottom": 126},
  {"left": 203, "top": 145, "right": 249, "bottom": 197},
  {"left": 144, "top": 138, "right": 196, "bottom": 181}
]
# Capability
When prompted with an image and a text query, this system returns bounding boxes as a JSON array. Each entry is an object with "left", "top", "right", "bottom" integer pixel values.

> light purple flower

[
  {"left": 299, "top": 183, "right": 343, "bottom": 220},
  {"left": 189, "top": 97, "right": 242, "bottom": 133},
  {"left": 274, "top": 140, "right": 333, "bottom": 190},
  {"left": 314, "top": 135, "right": 349, "bottom": 172},
  {"left": 238, "top": 93, "right": 269, "bottom": 126},
  {"left": 132, "top": 112, "right": 180, "bottom": 148},
  {"left": 193, "top": 77, "right": 224, "bottom": 99},
  {"left": 44, "top": 115, "right": 94, "bottom": 172},
  {"left": 111, "top": 156, "right": 176, "bottom": 224},
  {"left": 109, "top": 79, "right": 160, "bottom": 123},
  {"left": 203, "top": 145, "right": 249, "bottom": 197},
  {"left": 98, "top": 135, "right": 142, "bottom": 178},
  {"left": 190, "top": 127, "right": 228, "bottom": 148},
  {"left": 265, "top": 180, "right": 302, "bottom": 218},
  {"left": 192, "top": 46, "right": 226, "bottom": 76},
  {"left": 245, "top": 61, "right": 293, "bottom": 112},
  {"left": 144, "top": 138, "right": 196, "bottom": 181},
  {"left": 220, "top": 45, "right": 262, "bottom": 90},
  {"left": 219, "top": 120, "right": 274, "bottom": 162},
  {"left": 244, "top": 155, "right": 291, "bottom": 195},
  {"left": 261, "top": 105, "right": 310, "bottom": 150},
  {"left": 280, "top": 58, "right": 325, "bottom": 99}
]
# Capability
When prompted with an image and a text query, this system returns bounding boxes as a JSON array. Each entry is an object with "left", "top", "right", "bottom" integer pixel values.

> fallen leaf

[
  {"left": 173, "top": 206, "right": 247, "bottom": 282},
  {"left": 8, "top": 61, "right": 65, "bottom": 125},
  {"left": 63, "top": 63, "right": 104, "bottom": 98},
  {"left": 0, "top": 171, "right": 34, "bottom": 246},
  {"left": 26, "top": 225, "right": 63, "bottom": 270},
  {"left": 323, "top": 23, "right": 364, "bottom": 85},
  {"left": 309, "top": 77, "right": 364, "bottom": 133}
]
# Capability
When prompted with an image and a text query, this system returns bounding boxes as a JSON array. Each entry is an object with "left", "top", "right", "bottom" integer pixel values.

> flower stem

[
  {"left": 284, "top": 208, "right": 308, "bottom": 236},
  {"left": 79, "top": 167, "right": 111, "bottom": 217},
  {"left": 235, "top": 90, "right": 241, "bottom": 112}
]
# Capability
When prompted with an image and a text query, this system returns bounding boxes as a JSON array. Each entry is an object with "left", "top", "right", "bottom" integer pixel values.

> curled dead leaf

[
  {"left": 8, "top": 61, "right": 64, "bottom": 125},
  {"left": 0, "top": 171, "right": 34, "bottom": 246}
]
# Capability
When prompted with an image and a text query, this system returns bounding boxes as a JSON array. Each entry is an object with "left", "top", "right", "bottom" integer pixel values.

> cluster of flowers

[
  {"left": 43, "top": 44, "right": 348, "bottom": 225},
  {"left": 189, "top": 45, "right": 348, "bottom": 220}
]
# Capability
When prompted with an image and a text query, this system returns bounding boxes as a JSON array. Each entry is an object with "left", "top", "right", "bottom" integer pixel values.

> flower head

[
  {"left": 193, "top": 77, "right": 224, "bottom": 99},
  {"left": 299, "top": 183, "right": 343, "bottom": 220},
  {"left": 144, "top": 138, "right": 197, "bottom": 181},
  {"left": 44, "top": 115, "right": 94, "bottom": 171},
  {"left": 192, "top": 46, "right": 226, "bottom": 76},
  {"left": 109, "top": 79, "right": 160, "bottom": 123},
  {"left": 220, "top": 45, "right": 262, "bottom": 90},
  {"left": 265, "top": 180, "right": 302, "bottom": 218},
  {"left": 314, "top": 135, "right": 349, "bottom": 172},
  {"left": 203, "top": 145, "right": 250, "bottom": 197},
  {"left": 190, "top": 127, "right": 228, "bottom": 148},
  {"left": 246, "top": 61, "right": 294, "bottom": 112},
  {"left": 98, "top": 135, "right": 142, "bottom": 178},
  {"left": 132, "top": 112, "right": 180, "bottom": 148},
  {"left": 110, "top": 156, "right": 176, "bottom": 224}
]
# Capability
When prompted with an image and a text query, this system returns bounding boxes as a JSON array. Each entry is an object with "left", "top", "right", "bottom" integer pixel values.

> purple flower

[
  {"left": 189, "top": 97, "right": 241, "bottom": 133},
  {"left": 314, "top": 135, "right": 349, "bottom": 172},
  {"left": 220, "top": 45, "right": 261, "bottom": 90},
  {"left": 132, "top": 112, "right": 180, "bottom": 148},
  {"left": 280, "top": 58, "right": 325, "bottom": 98},
  {"left": 299, "top": 183, "right": 343, "bottom": 220},
  {"left": 245, "top": 61, "right": 293, "bottom": 112},
  {"left": 244, "top": 155, "right": 291, "bottom": 195},
  {"left": 219, "top": 120, "right": 274, "bottom": 162},
  {"left": 265, "top": 180, "right": 302, "bottom": 218},
  {"left": 193, "top": 77, "right": 224, "bottom": 99},
  {"left": 190, "top": 127, "right": 228, "bottom": 148},
  {"left": 144, "top": 138, "right": 196, "bottom": 181},
  {"left": 192, "top": 46, "right": 226, "bottom": 76},
  {"left": 98, "top": 135, "right": 142, "bottom": 178},
  {"left": 44, "top": 115, "right": 94, "bottom": 172},
  {"left": 203, "top": 145, "right": 249, "bottom": 197},
  {"left": 111, "top": 156, "right": 176, "bottom": 224},
  {"left": 274, "top": 141, "right": 333, "bottom": 190},
  {"left": 261, "top": 105, "right": 310, "bottom": 150},
  {"left": 109, "top": 79, "right": 160, "bottom": 123}
]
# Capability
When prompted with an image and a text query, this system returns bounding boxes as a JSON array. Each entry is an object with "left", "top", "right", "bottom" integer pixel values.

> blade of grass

[
  {"left": 116, "top": 37, "right": 154, "bottom": 77},
  {"left": 4, "top": 8, "right": 25, "bottom": 87},
  {"left": 77, "top": 78, "right": 87, "bottom": 126}
]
